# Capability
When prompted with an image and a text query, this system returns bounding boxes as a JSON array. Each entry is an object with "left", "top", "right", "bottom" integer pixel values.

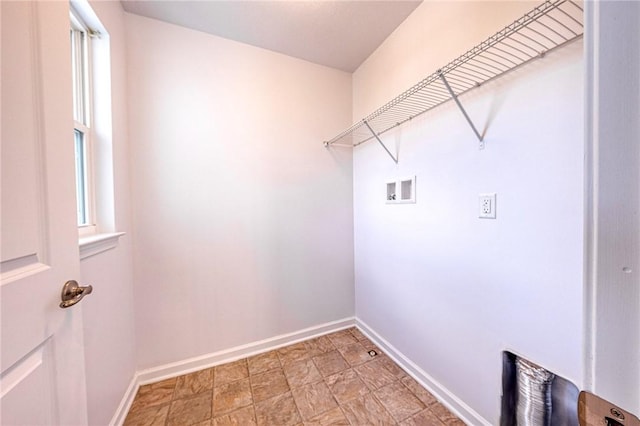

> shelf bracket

[
  {"left": 363, "top": 120, "right": 398, "bottom": 164},
  {"left": 438, "top": 71, "right": 485, "bottom": 150},
  {"left": 323, "top": 142, "right": 352, "bottom": 148}
]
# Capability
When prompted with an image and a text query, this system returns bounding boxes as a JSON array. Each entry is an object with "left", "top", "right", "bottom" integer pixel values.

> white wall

[
  {"left": 125, "top": 14, "right": 354, "bottom": 370},
  {"left": 78, "top": 2, "right": 137, "bottom": 425},
  {"left": 585, "top": 1, "right": 640, "bottom": 414},
  {"left": 353, "top": 2, "right": 584, "bottom": 423}
]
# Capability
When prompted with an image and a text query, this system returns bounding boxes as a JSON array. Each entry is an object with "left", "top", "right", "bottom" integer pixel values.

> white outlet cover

[{"left": 479, "top": 193, "right": 496, "bottom": 219}]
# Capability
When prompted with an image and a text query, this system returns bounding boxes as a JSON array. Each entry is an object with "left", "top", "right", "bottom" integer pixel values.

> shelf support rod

[
  {"left": 363, "top": 120, "right": 398, "bottom": 164},
  {"left": 326, "top": 143, "right": 353, "bottom": 148},
  {"left": 438, "top": 71, "right": 485, "bottom": 149}
]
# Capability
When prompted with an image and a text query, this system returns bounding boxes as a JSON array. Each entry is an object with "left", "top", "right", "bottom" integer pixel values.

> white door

[{"left": 1, "top": 2, "right": 89, "bottom": 425}]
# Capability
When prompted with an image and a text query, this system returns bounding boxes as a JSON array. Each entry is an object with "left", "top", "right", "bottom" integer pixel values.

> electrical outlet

[{"left": 479, "top": 193, "right": 496, "bottom": 219}]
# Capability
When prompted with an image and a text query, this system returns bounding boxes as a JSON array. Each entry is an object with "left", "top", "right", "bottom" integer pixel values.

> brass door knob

[{"left": 60, "top": 280, "right": 93, "bottom": 308}]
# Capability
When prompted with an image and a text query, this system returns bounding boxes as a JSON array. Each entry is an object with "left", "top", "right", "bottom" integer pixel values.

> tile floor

[{"left": 124, "top": 328, "right": 465, "bottom": 425}]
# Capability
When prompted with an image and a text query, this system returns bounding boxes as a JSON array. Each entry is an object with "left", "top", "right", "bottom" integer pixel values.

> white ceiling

[{"left": 120, "top": 1, "right": 422, "bottom": 72}]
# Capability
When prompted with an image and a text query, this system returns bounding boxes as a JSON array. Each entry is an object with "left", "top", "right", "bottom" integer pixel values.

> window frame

[
  {"left": 70, "top": 0, "right": 125, "bottom": 259},
  {"left": 70, "top": 8, "right": 97, "bottom": 236}
]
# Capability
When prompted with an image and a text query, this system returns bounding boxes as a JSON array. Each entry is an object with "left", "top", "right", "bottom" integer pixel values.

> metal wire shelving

[{"left": 323, "top": 0, "right": 584, "bottom": 162}]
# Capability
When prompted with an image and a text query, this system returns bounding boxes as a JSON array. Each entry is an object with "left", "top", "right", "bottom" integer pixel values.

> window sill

[{"left": 79, "top": 232, "right": 125, "bottom": 260}]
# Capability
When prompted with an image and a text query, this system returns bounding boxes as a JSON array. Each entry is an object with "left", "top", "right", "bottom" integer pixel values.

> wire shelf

[{"left": 323, "top": 0, "right": 584, "bottom": 155}]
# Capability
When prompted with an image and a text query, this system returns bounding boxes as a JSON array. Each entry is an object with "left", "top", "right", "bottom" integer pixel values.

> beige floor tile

[
  {"left": 291, "top": 381, "right": 338, "bottom": 421},
  {"left": 250, "top": 368, "right": 290, "bottom": 403},
  {"left": 166, "top": 391, "right": 212, "bottom": 426},
  {"left": 430, "top": 402, "right": 460, "bottom": 424},
  {"left": 358, "top": 337, "right": 383, "bottom": 354},
  {"left": 349, "top": 328, "right": 367, "bottom": 342},
  {"left": 340, "top": 393, "right": 396, "bottom": 425},
  {"left": 337, "top": 342, "right": 374, "bottom": 367},
  {"left": 400, "top": 376, "right": 438, "bottom": 407},
  {"left": 174, "top": 368, "right": 214, "bottom": 399},
  {"left": 284, "top": 358, "right": 323, "bottom": 388},
  {"left": 354, "top": 359, "right": 398, "bottom": 390},
  {"left": 325, "top": 369, "right": 370, "bottom": 404},
  {"left": 399, "top": 408, "right": 445, "bottom": 426},
  {"left": 124, "top": 334, "right": 464, "bottom": 426},
  {"left": 213, "top": 378, "right": 253, "bottom": 415},
  {"left": 124, "top": 404, "right": 170, "bottom": 426},
  {"left": 255, "top": 392, "right": 302, "bottom": 426},
  {"left": 130, "top": 378, "right": 177, "bottom": 411},
  {"left": 215, "top": 359, "right": 248, "bottom": 386},
  {"left": 312, "top": 350, "right": 349, "bottom": 377},
  {"left": 212, "top": 405, "right": 257, "bottom": 426},
  {"left": 379, "top": 355, "right": 407, "bottom": 379},
  {"left": 374, "top": 381, "right": 425, "bottom": 422},
  {"left": 304, "top": 336, "right": 335, "bottom": 357},
  {"left": 278, "top": 342, "right": 310, "bottom": 366},
  {"left": 248, "top": 351, "right": 281, "bottom": 376},
  {"left": 303, "top": 406, "right": 349, "bottom": 425},
  {"left": 327, "top": 331, "right": 358, "bottom": 348}
]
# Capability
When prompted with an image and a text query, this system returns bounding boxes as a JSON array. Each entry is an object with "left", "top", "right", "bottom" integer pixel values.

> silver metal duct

[{"left": 515, "top": 357, "right": 555, "bottom": 425}]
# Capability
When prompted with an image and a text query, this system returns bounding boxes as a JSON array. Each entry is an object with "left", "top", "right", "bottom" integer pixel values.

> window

[
  {"left": 69, "top": 3, "right": 123, "bottom": 259},
  {"left": 70, "top": 10, "right": 94, "bottom": 232}
]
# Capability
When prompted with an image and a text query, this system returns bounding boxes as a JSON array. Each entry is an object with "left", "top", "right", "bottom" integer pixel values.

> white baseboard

[
  {"left": 111, "top": 317, "right": 485, "bottom": 425},
  {"left": 109, "top": 375, "right": 139, "bottom": 426},
  {"left": 110, "top": 317, "right": 355, "bottom": 425},
  {"left": 356, "top": 319, "right": 490, "bottom": 426}
]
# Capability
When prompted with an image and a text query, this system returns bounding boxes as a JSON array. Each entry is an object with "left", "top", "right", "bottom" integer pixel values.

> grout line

[
  {"left": 126, "top": 326, "right": 461, "bottom": 426},
  {"left": 136, "top": 317, "right": 356, "bottom": 387},
  {"left": 356, "top": 320, "right": 482, "bottom": 425}
]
